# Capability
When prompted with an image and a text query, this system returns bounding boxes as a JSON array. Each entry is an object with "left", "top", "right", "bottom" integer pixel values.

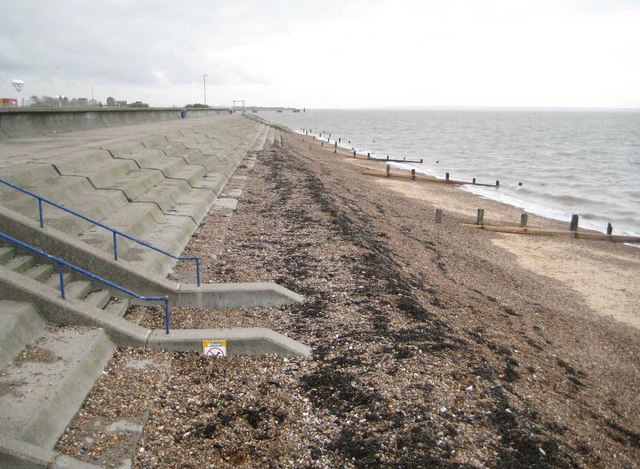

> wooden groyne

[{"left": 463, "top": 224, "right": 640, "bottom": 243}]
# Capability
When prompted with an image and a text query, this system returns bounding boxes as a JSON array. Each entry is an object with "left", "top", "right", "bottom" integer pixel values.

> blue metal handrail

[
  {"left": 0, "top": 178, "right": 200, "bottom": 286},
  {"left": 0, "top": 231, "right": 172, "bottom": 334}
]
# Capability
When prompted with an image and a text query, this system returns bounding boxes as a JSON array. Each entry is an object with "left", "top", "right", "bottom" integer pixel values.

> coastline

[
  {"left": 57, "top": 126, "right": 640, "bottom": 467},
  {"left": 278, "top": 108, "right": 640, "bottom": 239},
  {"left": 339, "top": 152, "right": 640, "bottom": 329}
]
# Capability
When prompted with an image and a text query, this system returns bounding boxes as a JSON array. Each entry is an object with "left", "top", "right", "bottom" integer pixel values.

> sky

[{"left": 1, "top": 0, "right": 639, "bottom": 109}]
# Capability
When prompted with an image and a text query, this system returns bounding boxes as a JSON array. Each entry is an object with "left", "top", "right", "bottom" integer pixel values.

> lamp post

[
  {"left": 12, "top": 79, "right": 24, "bottom": 107},
  {"left": 203, "top": 74, "right": 208, "bottom": 106}
]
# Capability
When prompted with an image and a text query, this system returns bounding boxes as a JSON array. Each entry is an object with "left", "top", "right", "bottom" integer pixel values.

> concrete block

[
  {"left": 146, "top": 327, "right": 311, "bottom": 357},
  {"left": 175, "top": 282, "right": 304, "bottom": 308},
  {"left": 0, "top": 301, "right": 47, "bottom": 369}
]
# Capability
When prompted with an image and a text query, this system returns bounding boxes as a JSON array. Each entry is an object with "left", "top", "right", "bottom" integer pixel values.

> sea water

[{"left": 261, "top": 109, "right": 640, "bottom": 237}]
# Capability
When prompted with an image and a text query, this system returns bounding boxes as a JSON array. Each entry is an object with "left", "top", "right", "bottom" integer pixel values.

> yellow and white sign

[{"left": 202, "top": 340, "right": 227, "bottom": 357}]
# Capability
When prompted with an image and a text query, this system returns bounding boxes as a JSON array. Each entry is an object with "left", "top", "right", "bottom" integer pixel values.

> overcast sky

[{"left": 1, "top": 0, "right": 639, "bottom": 108}]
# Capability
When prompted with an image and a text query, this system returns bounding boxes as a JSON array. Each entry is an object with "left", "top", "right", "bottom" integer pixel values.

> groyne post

[
  {"left": 472, "top": 178, "right": 476, "bottom": 184},
  {"left": 386, "top": 164, "right": 390, "bottom": 177},
  {"left": 570, "top": 214, "right": 579, "bottom": 232},
  {"left": 435, "top": 209, "right": 444, "bottom": 224},
  {"left": 496, "top": 180, "right": 500, "bottom": 188},
  {"left": 520, "top": 213, "right": 528, "bottom": 227},
  {"left": 607, "top": 223, "right": 613, "bottom": 235},
  {"left": 446, "top": 172, "right": 450, "bottom": 181},
  {"left": 411, "top": 169, "right": 416, "bottom": 180},
  {"left": 476, "top": 209, "right": 485, "bottom": 225}
]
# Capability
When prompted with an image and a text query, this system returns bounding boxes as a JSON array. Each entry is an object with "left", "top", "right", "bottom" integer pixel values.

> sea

[{"left": 259, "top": 109, "right": 640, "bottom": 238}]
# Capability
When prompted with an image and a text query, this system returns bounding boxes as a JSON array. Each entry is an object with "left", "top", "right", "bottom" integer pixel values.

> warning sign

[{"left": 202, "top": 340, "right": 227, "bottom": 357}]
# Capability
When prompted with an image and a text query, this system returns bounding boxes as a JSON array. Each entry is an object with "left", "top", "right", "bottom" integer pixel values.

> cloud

[{"left": 0, "top": 0, "right": 638, "bottom": 107}]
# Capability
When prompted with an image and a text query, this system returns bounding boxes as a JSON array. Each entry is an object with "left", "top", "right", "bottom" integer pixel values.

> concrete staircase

[
  {"left": 0, "top": 300, "right": 114, "bottom": 467},
  {"left": 0, "top": 245, "right": 131, "bottom": 321}
]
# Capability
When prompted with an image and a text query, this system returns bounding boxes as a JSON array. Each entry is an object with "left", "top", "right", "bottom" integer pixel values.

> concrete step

[
  {"left": 102, "top": 141, "right": 146, "bottom": 159},
  {"left": 142, "top": 138, "right": 214, "bottom": 168},
  {"left": 167, "top": 188, "right": 216, "bottom": 226},
  {"left": 3, "top": 255, "right": 34, "bottom": 273},
  {"left": 198, "top": 172, "right": 228, "bottom": 196},
  {"left": 0, "top": 327, "right": 116, "bottom": 449},
  {"left": 135, "top": 179, "right": 191, "bottom": 212},
  {"left": 0, "top": 162, "right": 60, "bottom": 187},
  {"left": 25, "top": 263, "right": 55, "bottom": 282},
  {"left": 84, "top": 289, "right": 112, "bottom": 310},
  {"left": 49, "top": 150, "right": 167, "bottom": 202},
  {"left": 0, "top": 174, "right": 92, "bottom": 218},
  {"left": 0, "top": 178, "right": 129, "bottom": 237},
  {"left": 140, "top": 135, "right": 169, "bottom": 150},
  {"left": 125, "top": 149, "right": 187, "bottom": 177},
  {"left": 45, "top": 271, "right": 73, "bottom": 291},
  {"left": 120, "top": 214, "right": 197, "bottom": 275},
  {"left": 91, "top": 168, "right": 166, "bottom": 202},
  {"left": 64, "top": 280, "right": 92, "bottom": 300},
  {"left": 104, "top": 297, "right": 130, "bottom": 318},
  {"left": 167, "top": 164, "right": 209, "bottom": 187},
  {"left": 0, "top": 301, "right": 47, "bottom": 369},
  {"left": 48, "top": 150, "right": 139, "bottom": 183},
  {"left": 0, "top": 246, "right": 14, "bottom": 263},
  {"left": 77, "top": 202, "right": 165, "bottom": 252}
]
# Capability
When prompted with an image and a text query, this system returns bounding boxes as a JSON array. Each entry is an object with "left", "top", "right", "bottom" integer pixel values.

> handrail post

[
  {"left": 164, "top": 298, "right": 170, "bottom": 334},
  {"left": 58, "top": 262, "right": 65, "bottom": 299},
  {"left": 113, "top": 231, "right": 118, "bottom": 260},
  {"left": 38, "top": 198, "right": 44, "bottom": 228},
  {"left": 196, "top": 257, "right": 201, "bottom": 287}
]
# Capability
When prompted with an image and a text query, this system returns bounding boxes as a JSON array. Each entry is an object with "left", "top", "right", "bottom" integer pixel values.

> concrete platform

[{"left": 0, "top": 327, "right": 116, "bottom": 449}]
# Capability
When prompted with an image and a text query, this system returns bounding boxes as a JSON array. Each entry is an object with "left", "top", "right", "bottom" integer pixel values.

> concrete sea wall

[{"left": 0, "top": 107, "right": 229, "bottom": 139}]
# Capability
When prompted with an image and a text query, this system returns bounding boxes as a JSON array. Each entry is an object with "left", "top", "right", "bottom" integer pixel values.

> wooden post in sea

[
  {"left": 570, "top": 214, "right": 579, "bottom": 232},
  {"left": 520, "top": 213, "right": 528, "bottom": 227},
  {"left": 496, "top": 180, "right": 500, "bottom": 188},
  {"left": 607, "top": 223, "right": 613, "bottom": 235},
  {"left": 435, "top": 209, "right": 443, "bottom": 224},
  {"left": 411, "top": 169, "right": 416, "bottom": 180},
  {"left": 472, "top": 178, "right": 476, "bottom": 184},
  {"left": 353, "top": 150, "right": 356, "bottom": 157},
  {"left": 367, "top": 152, "right": 370, "bottom": 159},
  {"left": 476, "top": 209, "right": 485, "bottom": 225},
  {"left": 446, "top": 172, "right": 450, "bottom": 182},
  {"left": 334, "top": 141, "right": 337, "bottom": 148},
  {"left": 386, "top": 164, "right": 391, "bottom": 177}
]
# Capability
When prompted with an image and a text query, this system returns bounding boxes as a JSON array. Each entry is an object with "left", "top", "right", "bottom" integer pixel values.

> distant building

[{"left": 0, "top": 98, "right": 17, "bottom": 107}]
